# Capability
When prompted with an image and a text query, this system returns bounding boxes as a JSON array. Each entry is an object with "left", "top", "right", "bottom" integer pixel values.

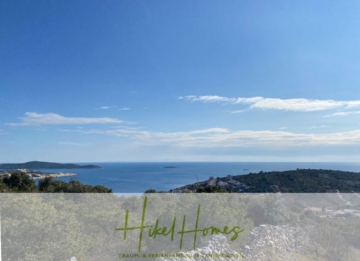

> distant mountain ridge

[{"left": 0, "top": 161, "right": 101, "bottom": 169}]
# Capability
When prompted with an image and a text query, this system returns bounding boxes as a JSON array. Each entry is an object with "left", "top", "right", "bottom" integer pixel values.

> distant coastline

[
  {"left": 0, "top": 169, "right": 77, "bottom": 180},
  {"left": 0, "top": 161, "right": 101, "bottom": 170},
  {"left": 3, "top": 162, "right": 360, "bottom": 193},
  {"left": 31, "top": 171, "right": 77, "bottom": 179}
]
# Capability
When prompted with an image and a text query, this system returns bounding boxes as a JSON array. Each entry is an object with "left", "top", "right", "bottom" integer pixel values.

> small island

[
  {"left": 0, "top": 161, "right": 101, "bottom": 169},
  {"left": 163, "top": 166, "right": 177, "bottom": 168}
]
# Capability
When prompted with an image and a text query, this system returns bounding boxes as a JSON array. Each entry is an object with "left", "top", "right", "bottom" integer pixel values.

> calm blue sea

[{"left": 17, "top": 162, "right": 360, "bottom": 193}]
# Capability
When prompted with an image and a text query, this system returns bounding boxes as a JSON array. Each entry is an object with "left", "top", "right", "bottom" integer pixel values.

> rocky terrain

[
  {"left": 157, "top": 234, "right": 243, "bottom": 261},
  {"left": 241, "top": 224, "right": 306, "bottom": 261},
  {"left": 157, "top": 225, "right": 306, "bottom": 261}
]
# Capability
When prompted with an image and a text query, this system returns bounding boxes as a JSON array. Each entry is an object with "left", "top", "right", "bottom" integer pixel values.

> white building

[{"left": 208, "top": 176, "right": 216, "bottom": 186}]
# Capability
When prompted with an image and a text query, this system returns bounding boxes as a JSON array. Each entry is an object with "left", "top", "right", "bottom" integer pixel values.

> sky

[{"left": 1, "top": 0, "right": 360, "bottom": 162}]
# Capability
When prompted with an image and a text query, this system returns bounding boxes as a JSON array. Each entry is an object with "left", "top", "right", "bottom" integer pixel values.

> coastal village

[
  {"left": 171, "top": 175, "right": 250, "bottom": 193},
  {"left": 0, "top": 169, "right": 76, "bottom": 179}
]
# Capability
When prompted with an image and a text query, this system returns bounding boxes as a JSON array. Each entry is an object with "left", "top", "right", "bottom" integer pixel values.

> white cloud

[
  {"left": 119, "top": 108, "right": 130, "bottom": 111},
  {"left": 0, "top": 130, "right": 6, "bottom": 135},
  {"left": 8, "top": 112, "right": 124, "bottom": 126},
  {"left": 345, "top": 101, "right": 360, "bottom": 108},
  {"left": 307, "top": 125, "right": 330, "bottom": 129},
  {"left": 324, "top": 111, "right": 360, "bottom": 117},
  {"left": 96, "top": 106, "right": 116, "bottom": 110},
  {"left": 181, "top": 95, "right": 360, "bottom": 112},
  {"left": 249, "top": 98, "right": 343, "bottom": 111},
  {"left": 235, "top": 97, "right": 264, "bottom": 104},
  {"left": 82, "top": 127, "right": 360, "bottom": 148},
  {"left": 183, "top": 95, "right": 237, "bottom": 103}
]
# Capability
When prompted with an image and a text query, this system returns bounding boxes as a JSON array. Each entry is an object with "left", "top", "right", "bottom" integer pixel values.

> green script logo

[{"left": 116, "top": 196, "right": 244, "bottom": 252}]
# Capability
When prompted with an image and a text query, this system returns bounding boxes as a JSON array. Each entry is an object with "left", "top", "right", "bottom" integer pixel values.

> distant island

[
  {"left": 0, "top": 161, "right": 101, "bottom": 170},
  {"left": 165, "top": 168, "right": 360, "bottom": 193},
  {"left": 163, "top": 166, "right": 177, "bottom": 168},
  {"left": 0, "top": 171, "right": 111, "bottom": 193}
]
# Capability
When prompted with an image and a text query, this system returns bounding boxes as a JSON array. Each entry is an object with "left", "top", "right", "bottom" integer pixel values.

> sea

[{"left": 15, "top": 162, "right": 360, "bottom": 193}]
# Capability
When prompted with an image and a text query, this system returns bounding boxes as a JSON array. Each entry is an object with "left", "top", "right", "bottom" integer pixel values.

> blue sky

[{"left": 1, "top": 0, "right": 360, "bottom": 162}]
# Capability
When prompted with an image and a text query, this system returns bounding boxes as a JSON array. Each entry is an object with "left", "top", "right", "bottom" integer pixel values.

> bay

[{"left": 26, "top": 162, "right": 360, "bottom": 193}]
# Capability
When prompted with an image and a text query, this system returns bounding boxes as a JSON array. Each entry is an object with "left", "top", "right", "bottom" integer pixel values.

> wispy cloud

[
  {"left": 119, "top": 107, "right": 130, "bottom": 111},
  {"left": 324, "top": 111, "right": 360, "bottom": 117},
  {"left": 8, "top": 112, "right": 125, "bottom": 126},
  {"left": 57, "top": 128, "right": 83, "bottom": 132},
  {"left": 181, "top": 95, "right": 360, "bottom": 112},
  {"left": 80, "top": 127, "right": 360, "bottom": 148},
  {"left": 307, "top": 125, "right": 330, "bottom": 129},
  {"left": 229, "top": 110, "right": 246, "bottom": 114},
  {"left": 180, "top": 95, "right": 238, "bottom": 103},
  {"left": 96, "top": 106, "right": 116, "bottom": 110},
  {"left": 58, "top": 141, "right": 94, "bottom": 146},
  {"left": 0, "top": 130, "right": 6, "bottom": 135}
]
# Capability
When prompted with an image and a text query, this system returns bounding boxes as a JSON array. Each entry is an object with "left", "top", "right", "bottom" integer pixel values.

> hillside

[
  {"left": 170, "top": 169, "right": 360, "bottom": 193},
  {"left": 0, "top": 161, "right": 101, "bottom": 170},
  {"left": 231, "top": 169, "right": 360, "bottom": 192}
]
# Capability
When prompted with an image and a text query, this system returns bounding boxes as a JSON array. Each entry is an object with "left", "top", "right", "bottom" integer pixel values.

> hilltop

[
  {"left": 0, "top": 161, "right": 101, "bottom": 170},
  {"left": 169, "top": 169, "right": 360, "bottom": 193}
]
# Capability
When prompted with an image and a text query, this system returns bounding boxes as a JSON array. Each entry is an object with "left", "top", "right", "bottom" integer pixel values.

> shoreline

[
  {"left": 0, "top": 169, "right": 77, "bottom": 180},
  {"left": 31, "top": 172, "right": 77, "bottom": 180}
]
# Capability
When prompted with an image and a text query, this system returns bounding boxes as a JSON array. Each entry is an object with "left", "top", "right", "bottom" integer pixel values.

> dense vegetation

[
  {"left": 230, "top": 169, "right": 360, "bottom": 192},
  {"left": 0, "top": 160, "right": 101, "bottom": 169},
  {"left": 1, "top": 193, "right": 254, "bottom": 260},
  {"left": 195, "top": 185, "right": 228, "bottom": 193},
  {"left": 2, "top": 193, "right": 359, "bottom": 260},
  {"left": 0, "top": 172, "right": 112, "bottom": 193}
]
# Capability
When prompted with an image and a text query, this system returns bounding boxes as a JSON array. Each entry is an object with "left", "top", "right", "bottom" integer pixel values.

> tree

[
  {"left": 38, "top": 176, "right": 54, "bottom": 191},
  {"left": 196, "top": 185, "right": 227, "bottom": 193},
  {"left": 144, "top": 189, "right": 157, "bottom": 193},
  {"left": 307, "top": 219, "right": 355, "bottom": 261},
  {"left": 3, "top": 172, "right": 37, "bottom": 192}
]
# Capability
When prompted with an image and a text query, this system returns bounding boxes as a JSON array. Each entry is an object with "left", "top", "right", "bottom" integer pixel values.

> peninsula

[
  {"left": 168, "top": 169, "right": 360, "bottom": 193},
  {"left": 0, "top": 161, "right": 101, "bottom": 170}
]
